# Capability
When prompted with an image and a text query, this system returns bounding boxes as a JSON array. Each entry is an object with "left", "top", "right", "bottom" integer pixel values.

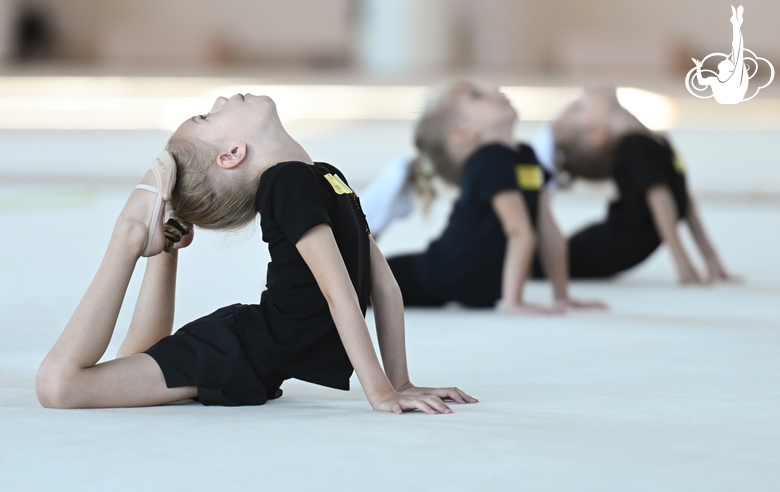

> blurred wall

[
  {"left": 39, "top": 0, "right": 354, "bottom": 66},
  {"left": 3, "top": 0, "right": 779, "bottom": 75}
]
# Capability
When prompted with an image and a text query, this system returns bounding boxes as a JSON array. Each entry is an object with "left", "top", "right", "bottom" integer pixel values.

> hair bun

[{"left": 163, "top": 214, "right": 193, "bottom": 253}]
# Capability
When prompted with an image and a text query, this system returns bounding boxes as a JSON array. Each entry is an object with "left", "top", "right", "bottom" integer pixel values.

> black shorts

[
  {"left": 532, "top": 222, "right": 661, "bottom": 279},
  {"left": 145, "top": 304, "right": 284, "bottom": 407},
  {"left": 386, "top": 254, "right": 446, "bottom": 307}
]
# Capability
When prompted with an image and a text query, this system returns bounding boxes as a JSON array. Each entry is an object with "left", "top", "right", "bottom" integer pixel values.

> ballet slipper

[{"left": 134, "top": 151, "right": 177, "bottom": 257}]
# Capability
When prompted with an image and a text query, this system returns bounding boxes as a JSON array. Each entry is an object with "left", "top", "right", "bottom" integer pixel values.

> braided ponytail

[
  {"left": 407, "top": 154, "right": 436, "bottom": 213},
  {"left": 162, "top": 214, "right": 193, "bottom": 253}
]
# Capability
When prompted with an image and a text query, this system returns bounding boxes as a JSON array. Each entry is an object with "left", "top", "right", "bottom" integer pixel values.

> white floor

[{"left": 1, "top": 124, "right": 779, "bottom": 491}]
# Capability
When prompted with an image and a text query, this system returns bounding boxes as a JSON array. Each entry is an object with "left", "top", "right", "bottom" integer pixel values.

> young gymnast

[
  {"left": 536, "top": 88, "right": 735, "bottom": 283},
  {"left": 36, "top": 93, "right": 476, "bottom": 412},
  {"left": 376, "top": 82, "right": 605, "bottom": 314}
]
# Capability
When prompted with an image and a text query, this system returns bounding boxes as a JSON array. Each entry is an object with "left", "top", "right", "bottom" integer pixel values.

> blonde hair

[
  {"left": 162, "top": 135, "right": 260, "bottom": 250},
  {"left": 410, "top": 82, "right": 470, "bottom": 210},
  {"left": 552, "top": 87, "right": 648, "bottom": 180}
]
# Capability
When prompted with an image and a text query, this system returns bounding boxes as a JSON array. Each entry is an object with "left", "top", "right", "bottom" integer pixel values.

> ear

[{"left": 216, "top": 144, "right": 247, "bottom": 170}]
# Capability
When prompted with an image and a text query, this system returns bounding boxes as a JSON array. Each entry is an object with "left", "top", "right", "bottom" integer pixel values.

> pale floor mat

[{"left": 1, "top": 186, "right": 779, "bottom": 491}]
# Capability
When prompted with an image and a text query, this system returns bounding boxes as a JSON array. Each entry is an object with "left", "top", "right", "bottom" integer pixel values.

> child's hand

[
  {"left": 498, "top": 301, "right": 564, "bottom": 316},
  {"left": 371, "top": 391, "right": 453, "bottom": 415},
  {"left": 678, "top": 265, "right": 707, "bottom": 286},
  {"left": 555, "top": 297, "right": 608, "bottom": 310},
  {"left": 397, "top": 383, "right": 478, "bottom": 404},
  {"left": 706, "top": 261, "right": 743, "bottom": 284}
]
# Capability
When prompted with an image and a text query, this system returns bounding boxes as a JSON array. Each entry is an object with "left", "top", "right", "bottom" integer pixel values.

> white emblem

[{"left": 685, "top": 5, "right": 774, "bottom": 104}]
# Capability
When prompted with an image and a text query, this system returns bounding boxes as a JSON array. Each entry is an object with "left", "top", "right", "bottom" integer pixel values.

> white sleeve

[
  {"left": 530, "top": 124, "right": 558, "bottom": 193},
  {"left": 359, "top": 156, "right": 415, "bottom": 236}
]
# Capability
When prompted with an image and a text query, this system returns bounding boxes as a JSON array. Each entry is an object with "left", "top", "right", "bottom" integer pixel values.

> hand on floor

[
  {"left": 556, "top": 297, "right": 609, "bottom": 310},
  {"left": 370, "top": 391, "right": 453, "bottom": 415},
  {"left": 397, "top": 383, "right": 478, "bottom": 404},
  {"left": 498, "top": 301, "right": 564, "bottom": 316}
]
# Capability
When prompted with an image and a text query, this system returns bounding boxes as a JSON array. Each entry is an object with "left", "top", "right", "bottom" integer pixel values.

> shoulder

[
  {"left": 317, "top": 162, "right": 352, "bottom": 186},
  {"left": 256, "top": 161, "right": 322, "bottom": 210},
  {"left": 468, "top": 143, "right": 518, "bottom": 165},
  {"left": 515, "top": 143, "right": 540, "bottom": 164},
  {"left": 259, "top": 161, "right": 322, "bottom": 192},
  {"left": 615, "top": 133, "right": 667, "bottom": 158},
  {"left": 464, "top": 143, "right": 518, "bottom": 177},
  {"left": 265, "top": 161, "right": 319, "bottom": 183}
]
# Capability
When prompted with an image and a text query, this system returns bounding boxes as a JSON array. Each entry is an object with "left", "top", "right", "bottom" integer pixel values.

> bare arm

[
  {"left": 685, "top": 193, "right": 735, "bottom": 282},
  {"left": 646, "top": 185, "right": 702, "bottom": 285},
  {"left": 536, "top": 192, "right": 607, "bottom": 309},
  {"left": 368, "top": 236, "right": 476, "bottom": 404},
  {"left": 295, "top": 224, "right": 452, "bottom": 414},
  {"left": 491, "top": 191, "right": 559, "bottom": 314},
  {"left": 367, "top": 236, "right": 408, "bottom": 388},
  {"left": 536, "top": 192, "right": 567, "bottom": 301}
]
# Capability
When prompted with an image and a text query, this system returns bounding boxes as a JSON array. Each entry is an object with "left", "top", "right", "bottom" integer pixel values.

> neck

[
  {"left": 481, "top": 122, "right": 516, "bottom": 147},
  {"left": 253, "top": 130, "right": 314, "bottom": 178}
]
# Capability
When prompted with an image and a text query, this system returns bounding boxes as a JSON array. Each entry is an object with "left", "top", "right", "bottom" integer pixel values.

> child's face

[
  {"left": 556, "top": 93, "right": 612, "bottom": 151},
  {"left": 452, "top": 83, "right": 517, "bottom": 138},
  {"left": 175, "top": 93, "right": 281, "bottom": 149}
]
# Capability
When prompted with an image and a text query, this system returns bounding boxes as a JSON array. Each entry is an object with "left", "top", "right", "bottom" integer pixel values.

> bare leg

[
  {"left": 36, "top": 172, "right": 197, "bottom": 408},
  {"left": 730, "top": 6, "right": 744, "bottom": 66},
  {"left": 117, "top": 250, "right": 179, "bottom": 357}
]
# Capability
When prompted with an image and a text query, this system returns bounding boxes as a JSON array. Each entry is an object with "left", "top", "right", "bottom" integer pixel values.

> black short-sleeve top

[
  {"left": 607, "top": 133, "right": 688, "bottom": 229},
  {"left": 416, "top": 143, "right": 549, "bottom": 307},
  {"left": 238, "top": 161, "right": 371, "bottom": 391}
]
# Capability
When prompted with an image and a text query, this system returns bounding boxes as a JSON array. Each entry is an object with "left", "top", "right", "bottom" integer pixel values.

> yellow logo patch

[
  {"left": 324, "top": 173, "right": 354, "bottom": 195},
  {"left": 515, "top": 164, "right": 542, "bottom": 190},
  {"left": 673, "top": 156, "right": 686, "bottom": 174}
]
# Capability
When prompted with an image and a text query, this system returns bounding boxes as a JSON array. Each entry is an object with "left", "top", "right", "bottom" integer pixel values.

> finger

[
  {"left": 453, "top": 387, "right": 479, "bottom": 403},
  {"left": 423, "top": 396, "right": 452, "bottom": 414},
  {"left": 441, "top": 386, "right": 475, "bottom": 404},
  {"left": 445, "top": 387, "right": 466, "bottom": 404},
  {"left": 392, "top": 403, "right": 403, "bottom": 415},
  {"left": 428, "top": 387, "right": 464, "bottom": 403},
  {"left": 403, "top": 399, "right": 436, "bottom": 415}
]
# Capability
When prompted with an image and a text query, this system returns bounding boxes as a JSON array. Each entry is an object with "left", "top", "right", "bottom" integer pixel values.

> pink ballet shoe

[{"left": 135, "top": 151, "right": 177, "bottom": 257}]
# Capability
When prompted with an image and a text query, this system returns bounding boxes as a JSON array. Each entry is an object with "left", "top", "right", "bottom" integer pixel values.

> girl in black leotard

[
  {"left": 542, "top": 88, "right": 735, "bottom": 284},
  {"left": 383, "top": 82, "right": 605, "bottom": 314},
  {"left": 36, "top": 93, "right": 475, "bottom": 413}
]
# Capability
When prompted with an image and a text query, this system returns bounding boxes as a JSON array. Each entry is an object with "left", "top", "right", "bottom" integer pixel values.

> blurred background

[
  {"left": 0, "top": 0, "right": 778, "bottom": 77},
  {"left": 0, "top": 0, "right": 776, "bottom": 164},
  {"left": 0, "top": 0, "right": 778, "bottom": 268},
  {"left": 2, "top": 5, "right": 779, "bottom": 489}
]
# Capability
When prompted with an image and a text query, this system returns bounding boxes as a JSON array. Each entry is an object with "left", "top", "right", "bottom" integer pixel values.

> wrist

[
  {"left": 498, "top": 298, "right": 521, "bottom": 310},
  {"left": 368, "top": 388, "right": 400, "bottom": 408},
  {"left": 395, "top": 381, "right": 414, "bottom": 392}
]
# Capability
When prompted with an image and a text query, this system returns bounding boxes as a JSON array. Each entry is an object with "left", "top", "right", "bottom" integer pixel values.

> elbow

[
  {"left": 370, "top": 270, "right": 404, "bottom": 307},
  {"left": 506, "top": 227, "right": 536, "bottom": 249}
]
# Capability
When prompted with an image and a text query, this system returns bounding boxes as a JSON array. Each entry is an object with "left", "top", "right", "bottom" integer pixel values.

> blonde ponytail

[{"left": 407, "top": 154, "right": 436, "bottom": 213}]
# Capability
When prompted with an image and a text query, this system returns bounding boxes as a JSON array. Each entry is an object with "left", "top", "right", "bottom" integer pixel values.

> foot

[{"left": 114, "top": 171, "right": 166, "bottom": 258}]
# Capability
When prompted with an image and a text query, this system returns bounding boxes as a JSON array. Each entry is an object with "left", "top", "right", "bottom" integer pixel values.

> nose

[{"left": 211, "top": 96, "right": 228, "bottom": 111}]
